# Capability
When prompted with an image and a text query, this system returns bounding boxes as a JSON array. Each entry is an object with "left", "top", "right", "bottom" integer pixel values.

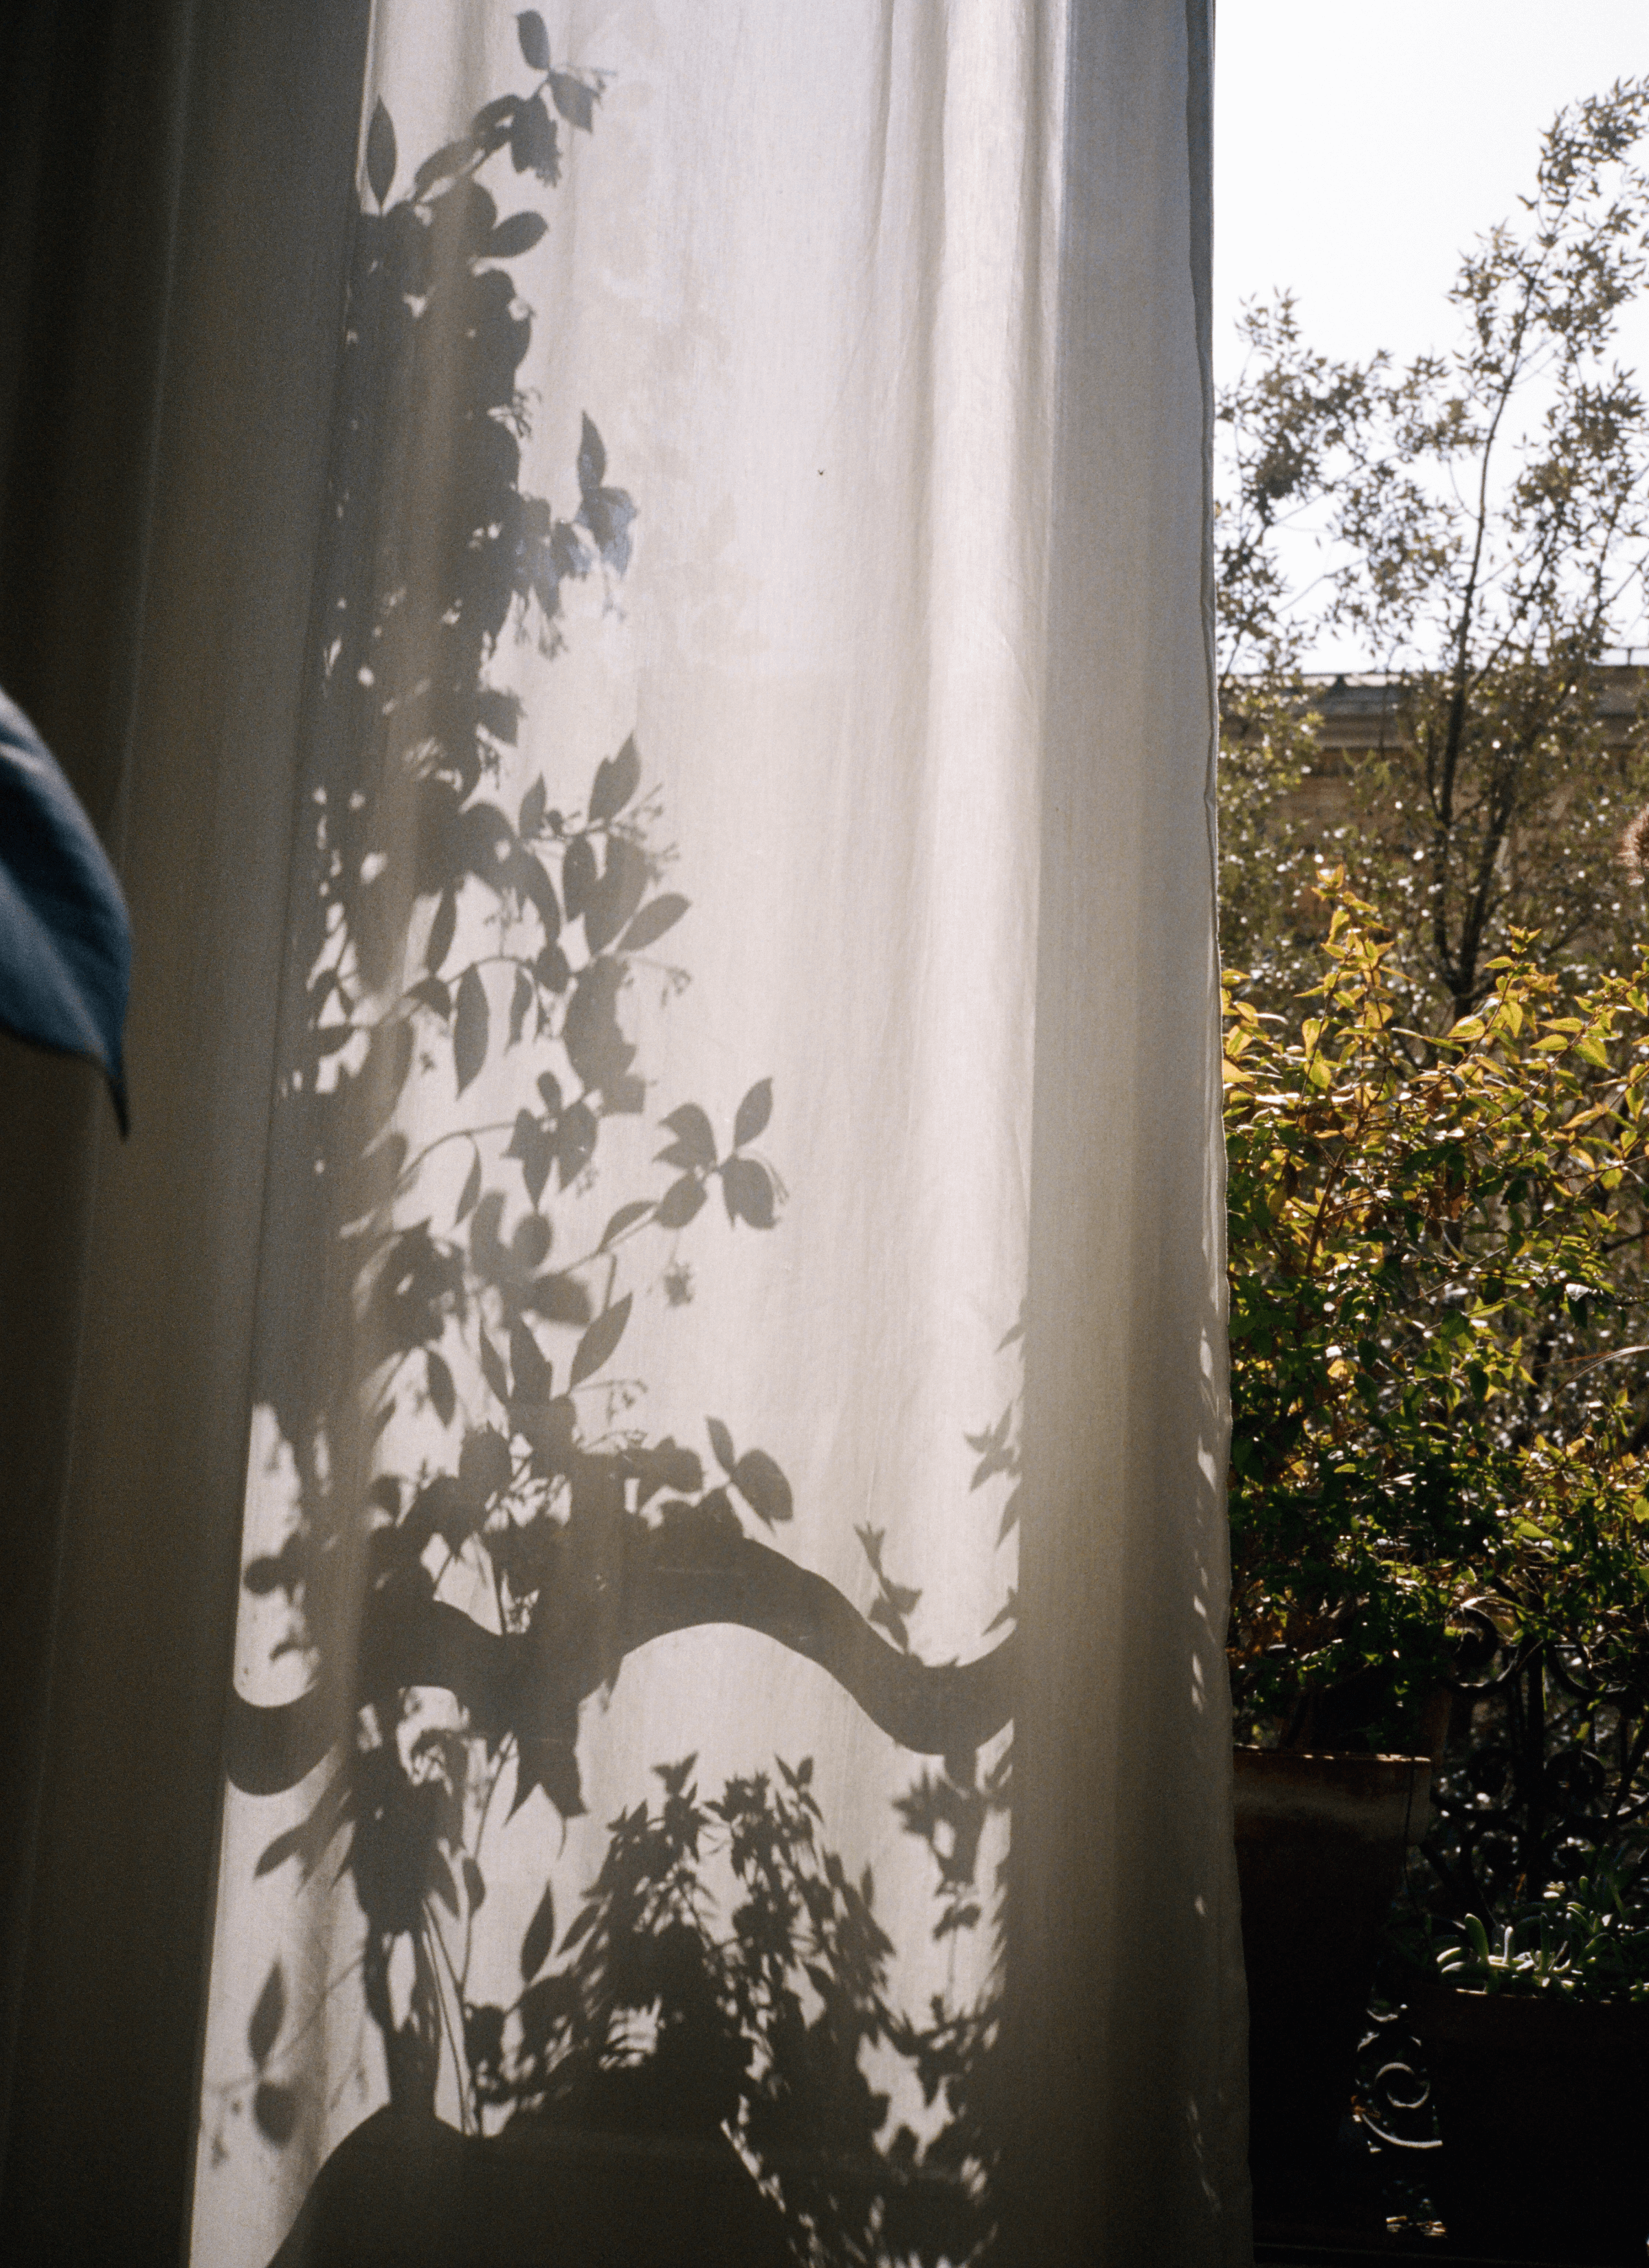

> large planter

[
  {"left": 1233, "top": 1748, "right": 1431, "bottom": 2218},
  {"left": 1411, "top": 1984, "right": 1649, "bottom": 2264}
]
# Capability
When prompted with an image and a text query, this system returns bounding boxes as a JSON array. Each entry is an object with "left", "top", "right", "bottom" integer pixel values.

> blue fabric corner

[{"left": 0, "top": 688, "right": 131, "bottom": 1131}]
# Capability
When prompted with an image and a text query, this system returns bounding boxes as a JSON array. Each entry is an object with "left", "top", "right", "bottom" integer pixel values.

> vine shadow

[{"left": 218, "top": 16, "right": 1018, "bottom": 2263}]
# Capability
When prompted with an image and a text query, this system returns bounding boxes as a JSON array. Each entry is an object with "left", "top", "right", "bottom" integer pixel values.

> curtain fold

[
  {"left": 0, "top": 5, "right": 1244, "bottom": 2264},
  {"left": 1008, "top": 5, "right": 1244, "bottom": 2256},
  {"left": 0, "top": 1, "right": 372, "bottom": 2255}
]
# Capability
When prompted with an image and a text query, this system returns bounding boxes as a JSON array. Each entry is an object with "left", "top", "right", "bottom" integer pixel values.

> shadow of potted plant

[
  {"left": 201, "top": 22, "right": 1019, "bottom": 2260},
  {"left": 1224, "top": 877, "right": 1649, "bottom": 2225}
]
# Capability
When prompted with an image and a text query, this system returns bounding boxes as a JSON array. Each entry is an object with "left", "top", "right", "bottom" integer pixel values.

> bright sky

[{"left": 1214, "top": 0, "right": 1649, "bottom": 665}]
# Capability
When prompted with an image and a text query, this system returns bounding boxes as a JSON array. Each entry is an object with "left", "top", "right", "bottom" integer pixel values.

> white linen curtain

[{"left": 7, "top": 3, "right": 1243, "bottom": 2262}]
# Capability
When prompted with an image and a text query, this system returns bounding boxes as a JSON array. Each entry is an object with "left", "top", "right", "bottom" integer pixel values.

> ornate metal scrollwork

[{"left": 1406, "top": 1605, "right": 1649, "bottom": 1926}]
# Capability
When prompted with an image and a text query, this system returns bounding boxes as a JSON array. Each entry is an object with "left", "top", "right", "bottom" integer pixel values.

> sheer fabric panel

[
  {"left": 3, "top": 2, "right": 1242, "bottom": 2262},
  {"left": 1010, "top": 5, "right": 1246, "bottom": 2258},
  {"left": 190, "top": 5, "right": 1243, "bottom": 2263}
]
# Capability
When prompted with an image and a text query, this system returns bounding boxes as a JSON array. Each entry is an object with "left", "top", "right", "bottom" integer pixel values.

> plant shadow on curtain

[{"left": 203, "top": 30, "right": 1021, "bottom": 2266}]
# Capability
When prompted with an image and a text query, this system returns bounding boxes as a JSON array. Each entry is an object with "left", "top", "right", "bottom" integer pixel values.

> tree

[
  {"left": 1225, "top": 877, "right": 1649, "bottom": 1916},
  {"left": 1220, "top": 82, "right": 1649, "bottom": 1034}
]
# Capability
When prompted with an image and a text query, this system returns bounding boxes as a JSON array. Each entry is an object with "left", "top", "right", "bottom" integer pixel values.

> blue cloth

[{"left": 0, "top": 688, "right": 130, "bottom": 1130}]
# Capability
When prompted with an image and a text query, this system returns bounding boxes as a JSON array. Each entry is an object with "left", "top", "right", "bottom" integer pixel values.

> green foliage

[
  {"left": 1393, "top": 1860, "right": 1649, "bottom": 2002},
  {"left": 1215, "top": 69, "right": 1649, "bottom": 2016},
  {"left": 1218, "top": 81, "right": 1649, "bottom": 1034},
  {"left": 1225, "top": 878, "right": 1649, "bottom": 1748}
]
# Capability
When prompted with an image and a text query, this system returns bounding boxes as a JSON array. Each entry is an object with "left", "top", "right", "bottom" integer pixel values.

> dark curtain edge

[{"left": 0, "top": 4, "right": 372, "bottom": 2260}]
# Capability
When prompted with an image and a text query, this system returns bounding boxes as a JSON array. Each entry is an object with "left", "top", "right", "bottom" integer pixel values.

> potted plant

[
  {"left": 1385, "top": 1447, "right": 1649, "bottom": 2257},
  {"left": 1223, "top": 879, "right": 1649, "bottom": 2218},
  {"left": 1391, "top": 1865, "right": 1649, "bottom": 2261}
]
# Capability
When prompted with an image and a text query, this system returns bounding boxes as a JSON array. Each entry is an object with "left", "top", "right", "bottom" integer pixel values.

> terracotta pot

[
  {"left": 1410, "top": 1984, "right": 1649, "bottom": 2263},
  {"left": 1233, "top": 1747, "right": 1432, "bottom": 2217}
]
